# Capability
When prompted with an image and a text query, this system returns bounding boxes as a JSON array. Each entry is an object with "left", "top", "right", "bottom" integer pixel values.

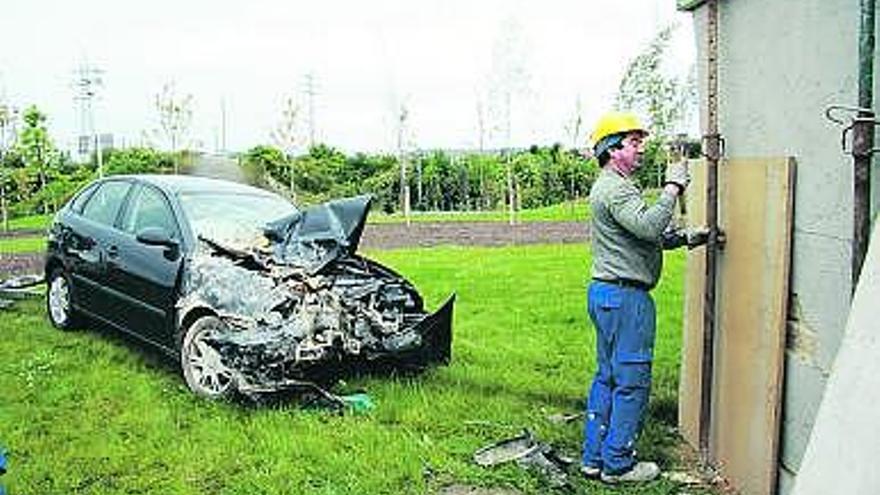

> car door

[
  {"left": 66, "top": 180, "right": 134, "bottom": 318},
  {"left": 107, "top": 183, "right": 185, "bottom": 347}
]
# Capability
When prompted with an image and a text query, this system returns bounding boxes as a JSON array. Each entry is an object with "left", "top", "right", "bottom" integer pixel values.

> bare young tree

[
  {"left": 615, "top": 23, "right": 694, "bottom": 139},
  {"left": 0, "top": 102, "right": 18, "bottom": 231},
  {"left": 155, "top": 82, "right": 193, "bottom": 173},
  {"left": 564, "top": 95, "right": 584, "bottom": 150},
  {"left": 270, "top": 96, "right": 303, "bottom": 199},
  {"left": 395, "top": 102, "right": 411, "bottom": 224},
  {"left": 487, "top": 16, "right": 533, "bottom": 225},
  {"left": 474, "top": 93, "right": 489, "bottom": 209},
  {"left": 563, "top": 95, "right": 585, "bottom": 208}
]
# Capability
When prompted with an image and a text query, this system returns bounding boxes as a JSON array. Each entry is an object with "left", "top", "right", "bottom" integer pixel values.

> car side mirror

[
  {"left": 136, "top": 227, "right": 177, "bottom": 247},
  {"left": 136, "top": 227, "right": 181, "bottom": 260}
]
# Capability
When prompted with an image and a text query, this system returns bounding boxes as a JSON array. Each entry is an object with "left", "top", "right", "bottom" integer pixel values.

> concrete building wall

[{"left": 686, "top": 1, "right": 878, "bottom": 492}]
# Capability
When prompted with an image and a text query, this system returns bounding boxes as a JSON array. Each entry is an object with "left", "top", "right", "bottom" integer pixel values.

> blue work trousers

[{"left": 581, "top": 281, "right": 656, "bottom": 474}]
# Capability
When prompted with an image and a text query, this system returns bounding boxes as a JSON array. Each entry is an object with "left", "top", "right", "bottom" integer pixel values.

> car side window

[
  {"left": 69, "top": 183, "right": 99, "bottom": 213},
  {"left": 122, "top": 186, "right": 180, "bottom": 239},
  {"left": 80, "top": 181, "right": 132, "bottom": 227}
]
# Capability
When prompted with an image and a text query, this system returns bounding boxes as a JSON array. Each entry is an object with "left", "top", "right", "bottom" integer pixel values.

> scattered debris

[
  {"left": 0, "top": 274, "right": 44, "bottom": 310},
  {"left": 437, "top": 485, "right": 523, "bottom": 495},
  {"left": 663, "top": 470, "right": 704, "bottom": 485},
  {"left": 473, "top": 429, "right": 574, "bottom": 489},
  {"left": 546, "top": 412, "right": 583, "bottom": 424}
]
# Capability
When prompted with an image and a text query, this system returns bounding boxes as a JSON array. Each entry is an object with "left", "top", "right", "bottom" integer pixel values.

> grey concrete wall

[
  {"left": 688, "top": 1, "right": 874, "bottom": 493},
  {"left": 790, "top": 220, "right": 880, "bottom": 495}
]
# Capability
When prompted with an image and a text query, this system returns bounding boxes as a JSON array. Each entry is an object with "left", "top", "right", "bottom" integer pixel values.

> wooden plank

[
  {"left": 678, "top": 158, "right": 794, "bottom": 495},
  {"left": 679, "top": 158, "right": 708, "bottom": 448}
]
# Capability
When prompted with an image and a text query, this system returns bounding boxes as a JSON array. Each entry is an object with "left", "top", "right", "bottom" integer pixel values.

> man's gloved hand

[
  {"left": 687, "top": 228, "right": 709, "bottom": 249},
  {"left": 664, "top": 161, "right": 691, "bottom": 195}
]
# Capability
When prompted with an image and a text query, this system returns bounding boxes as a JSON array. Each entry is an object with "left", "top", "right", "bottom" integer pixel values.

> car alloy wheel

[
  {"left": 181, "top": 316, "right": 236, "bottom": 399},
  {"left": 47, "top": 269, "right": 77, "bottom": 330}
]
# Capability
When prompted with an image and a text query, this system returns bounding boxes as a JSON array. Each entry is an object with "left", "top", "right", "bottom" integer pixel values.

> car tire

[
  {"left": 46, "top": 268, "right": 81, "bottom": 330},
  {"left": 181, "top": 316, "right": 236, "bottom": 399}
]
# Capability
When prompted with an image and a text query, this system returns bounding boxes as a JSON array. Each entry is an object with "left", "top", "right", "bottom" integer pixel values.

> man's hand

[
  {"left": 664, "top": 161, "right": 691, "bottom": 195},
  {"left": 687, "top": 228, "right": 709, "bottom": 249}
]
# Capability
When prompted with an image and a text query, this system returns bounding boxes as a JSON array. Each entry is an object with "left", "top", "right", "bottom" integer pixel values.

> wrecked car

[{"left": 45, "top": 175, "right": 454, "bottom": 399}]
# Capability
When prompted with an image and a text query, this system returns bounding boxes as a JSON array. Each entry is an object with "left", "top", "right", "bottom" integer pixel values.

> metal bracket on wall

[
  {"left": 825, "top": 105, "right": 880, "bottom": 156},
  {"left": 700, "top": 133, "right": 727, "bottom": 161}
]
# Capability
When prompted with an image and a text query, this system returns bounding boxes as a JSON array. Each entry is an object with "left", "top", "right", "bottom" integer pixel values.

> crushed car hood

[
  {"left": 264, "top": 195, "right": 371, "bottom": 274},
  {"left": 179, "top": 194, "right": 454, "bottom": 396}
]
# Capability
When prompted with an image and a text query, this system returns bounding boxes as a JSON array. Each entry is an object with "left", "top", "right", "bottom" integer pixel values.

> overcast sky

[{"left": 1, "top": 0, "right": 695, "bottom": 153}]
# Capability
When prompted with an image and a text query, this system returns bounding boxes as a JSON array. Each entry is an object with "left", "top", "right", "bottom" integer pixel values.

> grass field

[
  {"left": 0, "top": 236, "right": 46, "bottom": 254},
  {"left": 368, "top": 201, "right": 590, "bottom": 224},
  {"left": 0, "top": 244, "right": 709, "bottom": 494},
  {"left": 1, "top": 201, "right": 588, "bottom": 236},
  {"left": 5, "top": 214, "right": 52, "bottom": 231}
]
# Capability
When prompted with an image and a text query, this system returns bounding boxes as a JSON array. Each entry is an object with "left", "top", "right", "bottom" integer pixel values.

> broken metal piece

[
  {"left": 0, "top": 274, "right": 45, "bottom": 310},
  {"left": 474, "top": 430, "right": 541, "bottom": 467},
  {"left": 546, "top": 412, "right": 583, "bottom": 424},
  {"left": 473, "top": 429, "right": 574, "bottom": 489}
]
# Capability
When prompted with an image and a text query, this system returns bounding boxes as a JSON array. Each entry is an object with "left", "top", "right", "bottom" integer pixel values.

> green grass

[
  {"left": 0, "top": 236, "right": 46, "bottom": 254},
  {"left": 0, "top": 245, "right": 711, "bottom": 495},
  {"left": 6, "top": 214, "right": 52, "bottom": 231},
  {"left": 368, "top": 200, "right": 590, "bottom": 224}
]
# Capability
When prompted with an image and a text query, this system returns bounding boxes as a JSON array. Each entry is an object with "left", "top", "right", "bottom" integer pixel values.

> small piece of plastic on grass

[{"left": 339, "top": 393, "right": 374, "bottom": 413}]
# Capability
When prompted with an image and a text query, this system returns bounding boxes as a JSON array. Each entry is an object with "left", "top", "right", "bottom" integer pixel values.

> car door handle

[{"left": 107, "top": 245, "right": 119, "bottom": 258}]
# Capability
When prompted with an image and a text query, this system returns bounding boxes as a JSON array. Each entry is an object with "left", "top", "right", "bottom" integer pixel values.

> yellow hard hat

[{"left": 590, "top": 111, "right": 648, "bottom": 154}]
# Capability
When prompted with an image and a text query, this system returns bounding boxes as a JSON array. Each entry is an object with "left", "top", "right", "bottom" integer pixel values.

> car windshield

[{"left": 178, "top": 192, "right": 298, "bottom": 248}]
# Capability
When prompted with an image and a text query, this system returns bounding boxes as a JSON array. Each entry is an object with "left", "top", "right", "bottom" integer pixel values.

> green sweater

[{"left": 589, "top": 167, "right": 677, "bottom": 288}]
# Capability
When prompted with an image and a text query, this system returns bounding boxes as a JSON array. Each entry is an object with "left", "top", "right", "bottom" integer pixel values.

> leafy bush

[{"left": 245, "top": 143, "right": 601, "bottom": 213}]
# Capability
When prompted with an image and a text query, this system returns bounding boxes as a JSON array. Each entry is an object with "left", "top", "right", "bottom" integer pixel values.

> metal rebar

[
  {"left": 853, "top": 0, "right": 876, "bottom": 291},
  {"left": 699, "top": 0, "right": 721, "bottom": 466}
]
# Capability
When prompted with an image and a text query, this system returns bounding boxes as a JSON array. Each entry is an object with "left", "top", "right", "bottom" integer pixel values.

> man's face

[{"left": 610, "top": 132, "right": 646, "bottom": 174}]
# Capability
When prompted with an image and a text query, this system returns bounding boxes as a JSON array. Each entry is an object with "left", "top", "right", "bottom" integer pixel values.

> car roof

[{"left": 115, "top": 174, "right": 283, "bottom": 198}]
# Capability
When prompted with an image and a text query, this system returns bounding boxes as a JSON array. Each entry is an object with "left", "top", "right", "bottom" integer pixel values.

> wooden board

[{"left": 679, "top": 158, "right": 795, "bottom": 495}]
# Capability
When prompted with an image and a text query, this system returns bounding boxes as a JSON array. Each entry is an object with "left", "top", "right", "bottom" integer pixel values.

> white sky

[{"left": 1, "top": 0, "right": 695, "bottom": 153}]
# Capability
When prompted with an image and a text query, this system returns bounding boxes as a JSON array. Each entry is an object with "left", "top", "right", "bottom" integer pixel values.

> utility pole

[{"left": 72, "top": 60, "right": 104, "bottom": 177}]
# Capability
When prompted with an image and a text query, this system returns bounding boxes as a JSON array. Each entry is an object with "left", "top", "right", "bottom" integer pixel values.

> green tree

[
  {"left": 16, "top": 105, "right": 59, "bottom": 213},
  {"left": 615, "top": 23, "right": 696, "bottom": 187}
]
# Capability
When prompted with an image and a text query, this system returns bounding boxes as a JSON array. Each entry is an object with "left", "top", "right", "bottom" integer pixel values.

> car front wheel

[
  {"left": 181, "top": 316, "right": 236, "bottom": 399},
  {"left": 47, "top": 268, "right": 80, "bottom": 330}
]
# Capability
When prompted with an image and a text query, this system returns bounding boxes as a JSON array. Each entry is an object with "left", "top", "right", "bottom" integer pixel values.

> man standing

[{"left": 580, "top": 111, "right": 691, "bottom": 483}]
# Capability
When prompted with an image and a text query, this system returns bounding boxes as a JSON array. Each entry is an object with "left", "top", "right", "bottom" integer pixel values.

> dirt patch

[
  {"left": 360, "top": 221, "right": 588, "bottom": 250},
  {"left": 0, "top": 228, "right": 44, "bottom": 239},
  {"left": 0, "top": 252, "right": 44, "bottom": 278},
  {"left": 436, "top": 486, "right": 522, "bottom": 495},
  {"left": 0, "top": 222, "right": 589, "bottom": 277}
]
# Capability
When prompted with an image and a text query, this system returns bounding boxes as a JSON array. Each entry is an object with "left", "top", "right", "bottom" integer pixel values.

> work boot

[
  {"left": 600, "top": 461, "right": 660, "bottom": 483},
  {"left": 580, "top": 465, "right": 601, "bottom": 479}
]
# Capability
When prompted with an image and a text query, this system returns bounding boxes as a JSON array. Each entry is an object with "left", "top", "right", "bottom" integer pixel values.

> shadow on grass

[{"left": 70, "top": 316, "right": 455, "bottom": 410}]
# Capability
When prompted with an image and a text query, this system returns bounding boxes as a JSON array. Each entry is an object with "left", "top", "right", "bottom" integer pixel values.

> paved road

[
  {"left": 360, "top": 221, "right": 588, "bottom": 250},
  {"left": 0, "top": 221, "right": 589, "bottom": 277},
  {"left": 188, "top": 154, "right": 247, "bottom": 183}
]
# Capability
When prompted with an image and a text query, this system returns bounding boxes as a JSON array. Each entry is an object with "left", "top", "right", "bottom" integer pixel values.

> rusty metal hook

[
  {"left": 825, "top": 104, "right": 874, "bottom": 126},
  {"left": 825, "top": 105, "right": 880, "bottom": 155}
]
